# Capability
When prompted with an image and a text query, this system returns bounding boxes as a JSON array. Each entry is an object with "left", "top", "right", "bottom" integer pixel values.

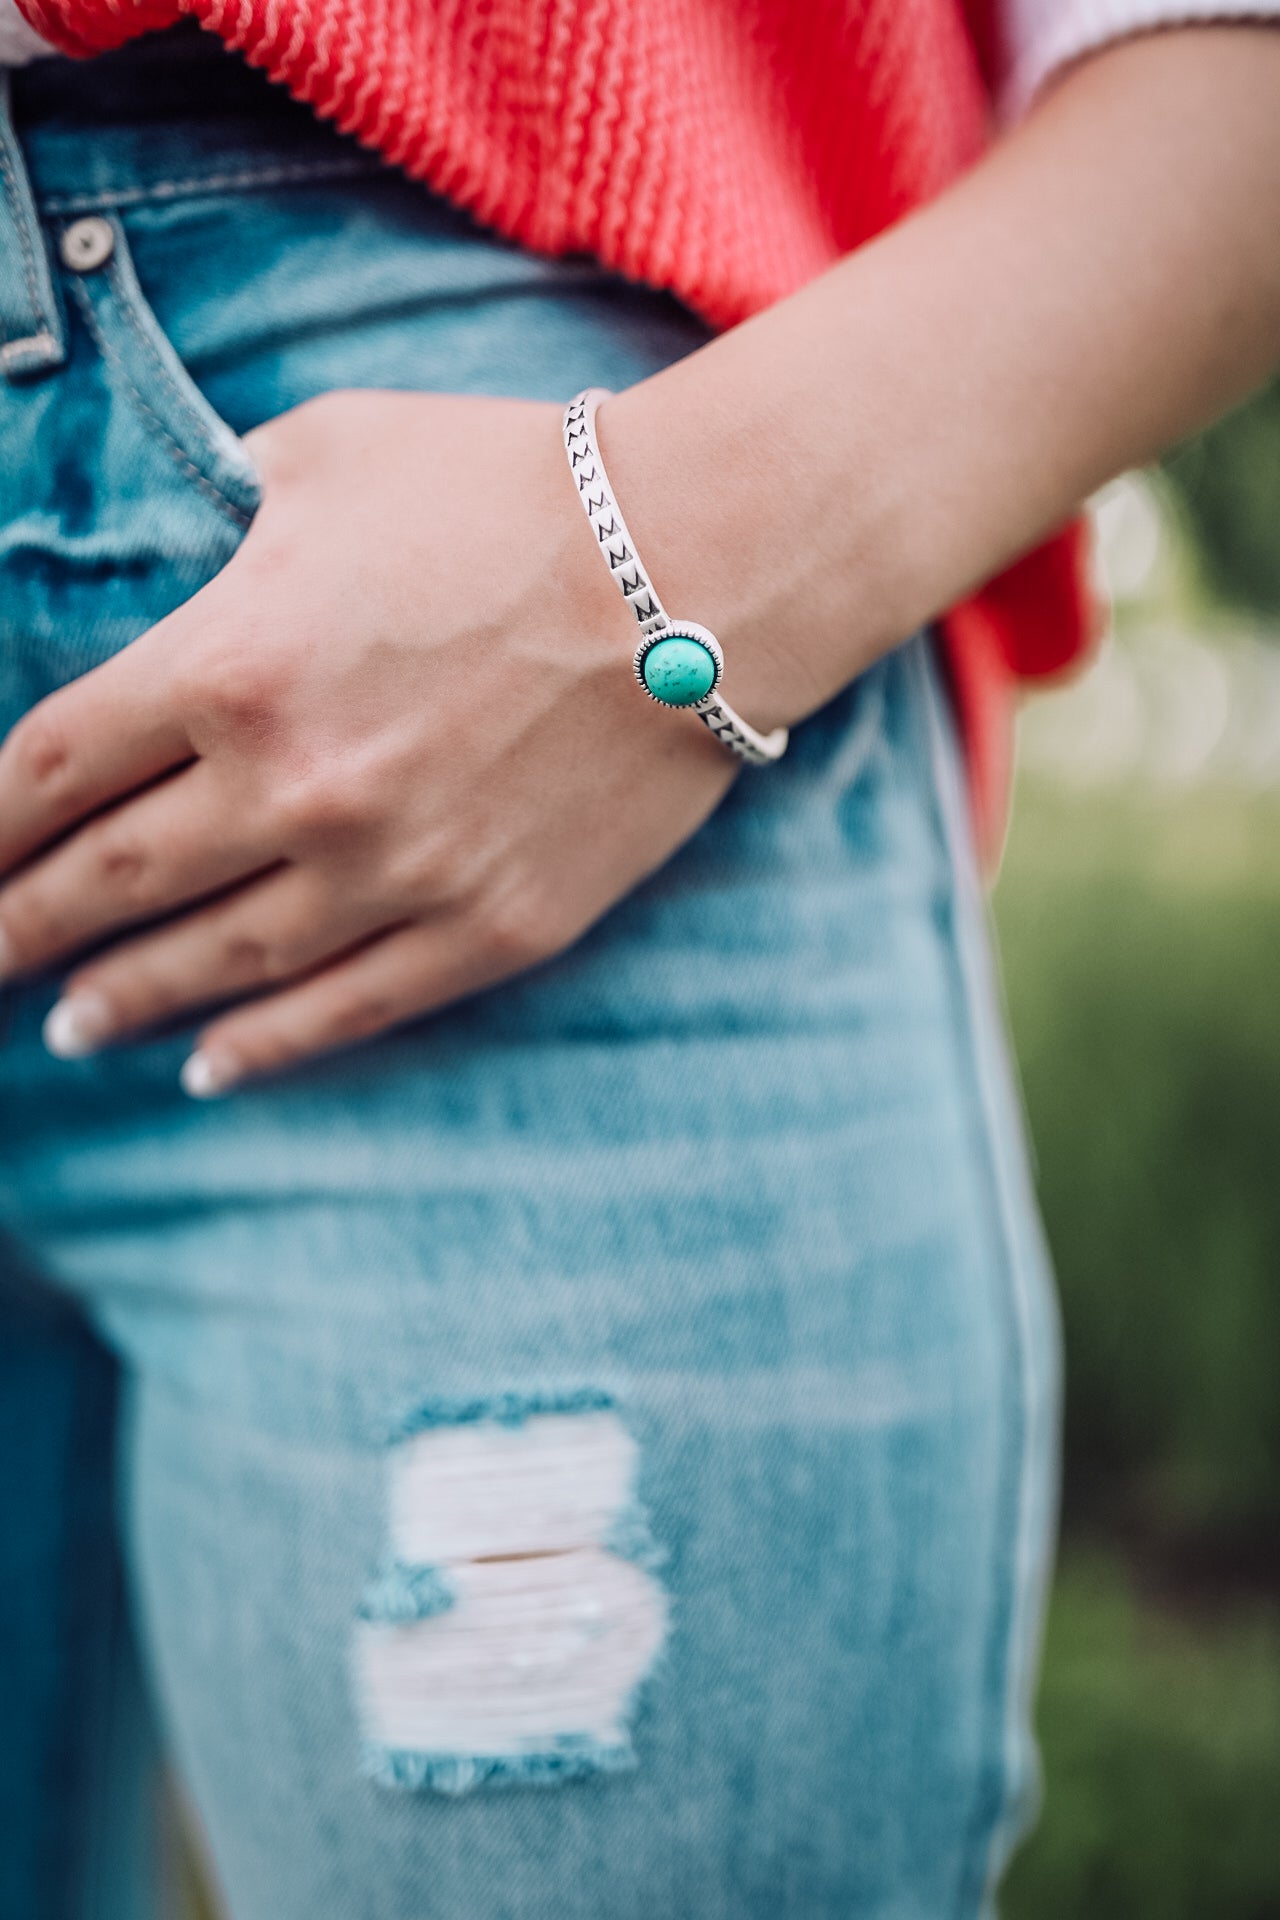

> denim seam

[
  {"left": 906, "top": 639, "right": 1057, "bottom": 1919},
  {"left": 0, "top": 115, "right": 53, "bottom": 348},
  {"left": 39, "top": 154, "right": 384, "bottom": 216},
  {"left": 67, "top": 275, "right": 252, "bottom": 529},
  {"left": 104, "top": 249, "right": 256, "bottom": 514}
]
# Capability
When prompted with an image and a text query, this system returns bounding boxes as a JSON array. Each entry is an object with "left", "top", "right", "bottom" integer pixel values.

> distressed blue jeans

[{"left": 0, "top": 27, "right": 1061, "bottom": 1920}]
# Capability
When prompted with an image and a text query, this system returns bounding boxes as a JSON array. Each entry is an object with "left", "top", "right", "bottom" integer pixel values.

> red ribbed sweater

[{"left": 19, "top": 0, "right": 1096, "bottom": 859}]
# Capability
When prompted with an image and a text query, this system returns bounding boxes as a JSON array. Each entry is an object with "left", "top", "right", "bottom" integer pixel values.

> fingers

[
  {"left": 0, "top": 625, "right": 193, "bottom": 875},
  {"left": 42, "top": 865, "right": 388, "bottom": 1057},
  {"left": 0, "top": 761, "right": 277, "bottom": 981},
  {"left": 178, "top": 919, "right": 501, "bottom": 1096}
]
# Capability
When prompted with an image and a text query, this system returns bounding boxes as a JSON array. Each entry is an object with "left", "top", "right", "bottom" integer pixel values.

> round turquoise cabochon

[{"left": 641, "top": 636, "right": 717, "bottom": 707}]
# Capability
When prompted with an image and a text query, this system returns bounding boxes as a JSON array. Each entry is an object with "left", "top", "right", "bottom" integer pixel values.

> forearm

[{"left": 602, "top": 26, "right": 1280, "bottom": 729}]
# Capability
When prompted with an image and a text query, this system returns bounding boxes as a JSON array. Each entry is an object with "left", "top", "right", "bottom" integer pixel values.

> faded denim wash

[{"left": 0, "top": 27, "right": 1061, "bottom": 1920}]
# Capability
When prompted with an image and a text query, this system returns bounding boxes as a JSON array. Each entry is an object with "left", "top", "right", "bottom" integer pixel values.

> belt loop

[{"left": 0, "top": 71, "right": 66, "bottom": 380}]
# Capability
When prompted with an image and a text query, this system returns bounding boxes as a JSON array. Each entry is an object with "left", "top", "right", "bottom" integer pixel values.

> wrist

[
  {"left": 597, "top": 327, "right": 910, "bottom": 733},
  {"left": 593, "top": 366, "right": 825, "bottom": 733}
]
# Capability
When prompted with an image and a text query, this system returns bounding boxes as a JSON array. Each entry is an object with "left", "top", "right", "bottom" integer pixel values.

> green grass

[
  {"left": 995, "top": 774, "right": 1280, "bottom": 1915},
  {"left": 1163, "top": 375, "right": 1280, "bottom": 621},
  {"left": 1005, "top": 1542, "right": 1280, "bottom": 1920},
  {"left": 994, "top": 778, "right": 1280, "bottom": 1544}
]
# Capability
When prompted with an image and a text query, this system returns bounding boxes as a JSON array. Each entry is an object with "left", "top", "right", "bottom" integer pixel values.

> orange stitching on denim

[
  {"left": 68, "top": 275, "right": 252, "bottom": 529},
  {"left": 0, "top": 114, "right": 53, "bottom": 347}
]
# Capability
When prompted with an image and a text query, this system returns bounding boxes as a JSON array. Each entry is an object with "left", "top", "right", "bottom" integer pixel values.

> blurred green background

[{"left": 997, "top": 376, "right": 1280, "bottom": 1917}]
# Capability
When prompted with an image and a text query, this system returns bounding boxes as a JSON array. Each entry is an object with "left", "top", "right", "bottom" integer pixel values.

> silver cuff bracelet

[{"left": 563, "top": 387, "right": 789, "bottom": 767}]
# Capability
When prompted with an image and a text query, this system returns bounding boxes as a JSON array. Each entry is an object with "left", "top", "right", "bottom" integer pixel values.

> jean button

[{"left": 60, "top": 216, "right": 115, "bottom": 273}]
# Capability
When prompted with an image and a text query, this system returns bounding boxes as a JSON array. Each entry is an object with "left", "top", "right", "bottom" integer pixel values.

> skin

[{"left": 0, "top": 26, "right": 1278, "bottom": 1095}]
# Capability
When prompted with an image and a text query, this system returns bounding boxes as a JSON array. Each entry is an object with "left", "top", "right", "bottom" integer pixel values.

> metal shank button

[{"left": 60, "top": 216, "right": 115, "bottom": 274}]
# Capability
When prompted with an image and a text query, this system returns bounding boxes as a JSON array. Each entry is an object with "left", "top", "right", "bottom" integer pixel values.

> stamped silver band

[{"left": 563, "top": 387, "right": 789, "bottom": 767}]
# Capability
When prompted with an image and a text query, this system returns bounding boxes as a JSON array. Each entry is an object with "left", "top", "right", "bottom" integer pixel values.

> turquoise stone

[{"left": 642, "top": 636, "right": 717, "bottom": 707}]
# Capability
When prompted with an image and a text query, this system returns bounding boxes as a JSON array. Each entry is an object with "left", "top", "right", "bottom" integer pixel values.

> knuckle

[
  {"left": 379, "top": 836, "right": 456, "bottom": 912},
  {"left": 178, "top": 644, "right": 282, "bottom": 740},
  {"left": 272, "top": 768, "right": 370, "bottom": 846},
  {"left": 94, "top": 830, "right": 150, "bottom": 903},
  {"left": 221, "top": 931, "right": 298, "bottom": 984},
  {"left": 481, "top": 886, "right": 556, "bottom": 971},
  {"left": 221, "top": 932, "right": 271, "bottom": 977},
  {"left": 433, "top": 840, "right": 487, "bottom": 904},
  {"left": 11, "top": 709, "right": 73, "bottom": 794}
]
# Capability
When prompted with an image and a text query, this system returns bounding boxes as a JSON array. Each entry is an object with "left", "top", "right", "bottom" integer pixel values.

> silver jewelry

[{"left": 563, "top": 388, "right": 788, "bottom": 767}]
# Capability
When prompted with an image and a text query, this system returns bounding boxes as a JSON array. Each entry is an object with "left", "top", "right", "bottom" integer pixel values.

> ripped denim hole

[{"left": 352, "top": 1392, "right": 669, "bottom": 1794}]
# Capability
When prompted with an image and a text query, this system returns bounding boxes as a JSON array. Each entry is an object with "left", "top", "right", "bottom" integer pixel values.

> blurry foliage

[
  {"left": 1004, "top": 1547, "right": 1280, "bottom": 1920},
  {"left": 994, "top": 725, "right": 1280, "bottom": 1905},
  {"left": 1162, "top": 375, "right": 1280, "bottom": 620},
  {"left": 994, "top": 782, "right": 1280, "bottom": 1548},
  {"left": 988, "top": 373, "right": 1280, "bottom": 1917}
]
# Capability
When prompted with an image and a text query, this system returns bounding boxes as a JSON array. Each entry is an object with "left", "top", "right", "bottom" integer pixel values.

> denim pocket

[{"left": 59, "top": 212, "right": 262, "bottom": 532}]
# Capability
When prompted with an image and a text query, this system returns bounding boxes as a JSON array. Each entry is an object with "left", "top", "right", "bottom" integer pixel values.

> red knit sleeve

[
  {"left": 14, "top": 0, "right": 179, "bottom": 58},
  {"left": 942, "top": 517, "right": 1103, "bottom": 869}
]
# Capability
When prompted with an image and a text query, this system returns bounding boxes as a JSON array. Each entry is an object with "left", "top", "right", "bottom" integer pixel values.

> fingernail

[
  {"left": 180, "top": 1048, "right": 239, "bottom": 1099},
  {"left": 43, "top": 990, "right": 114, "bottom": 1059}
]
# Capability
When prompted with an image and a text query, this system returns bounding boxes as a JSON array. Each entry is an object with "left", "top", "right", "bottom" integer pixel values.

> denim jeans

[{"left": 0, "top": 27, "right": 1061, "bottom": 1920}]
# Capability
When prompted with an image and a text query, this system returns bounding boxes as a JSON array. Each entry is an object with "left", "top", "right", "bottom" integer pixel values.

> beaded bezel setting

[{"left": 633, "top": 623, "right": 725, "bottom": 708}]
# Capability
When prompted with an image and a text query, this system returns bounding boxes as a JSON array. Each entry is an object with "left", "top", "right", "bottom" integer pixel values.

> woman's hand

[
  {"left": 5, "top": 28, "right": 1275, "bottom": 1100},
  {"left": 0, "top": 389, "right": 737, "bottom": 1093}
]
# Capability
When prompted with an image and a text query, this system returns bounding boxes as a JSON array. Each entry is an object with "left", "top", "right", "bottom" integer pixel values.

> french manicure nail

[
  {"left": 43, "top": 991, "right": 113, "bottom": 1059},
  {"left": 180, "top": 1048, "right": 238, "bottom": 1099}
]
